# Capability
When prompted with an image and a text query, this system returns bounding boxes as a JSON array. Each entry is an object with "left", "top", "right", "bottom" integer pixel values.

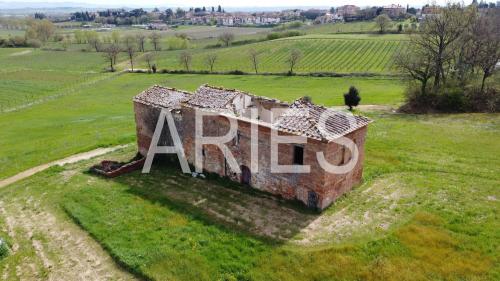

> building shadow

[{"left": 109, "top": 160, "right": 321, "bottom": 243}]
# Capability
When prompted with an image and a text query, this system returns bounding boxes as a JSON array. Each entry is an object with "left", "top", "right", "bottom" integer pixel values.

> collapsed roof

[{"left": 133, "top": 84, "right": 372, "bottom": 141}]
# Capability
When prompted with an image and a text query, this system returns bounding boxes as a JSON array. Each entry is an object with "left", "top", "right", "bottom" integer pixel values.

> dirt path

[
  {"left": 330, "top": 104, "right": 396, "bottom": 112},
  {"left": 0, "top": 145, "right": 129, "bottom": 189},
  {"left": 8, "top": 50, "right": 32, "bottom": 57},
  {"left": 0, "top": 144, "right": 136, "bottom": 280},
  {"left": 0, "top": 197, "right": 136, "bottom": 281}
]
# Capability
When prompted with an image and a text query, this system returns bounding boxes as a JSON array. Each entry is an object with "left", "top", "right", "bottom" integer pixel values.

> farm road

[{"left": 0, "top": 144, "right": 129, "bottom": 189}]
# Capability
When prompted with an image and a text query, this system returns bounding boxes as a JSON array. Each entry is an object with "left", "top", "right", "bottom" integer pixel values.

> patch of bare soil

[
  {"left": 8, "top": 50, "right": 32, "bottom": 57},
  {"left": 0, "top": 197, "right": 136, "bottom": 281},
  {"left": 150, "top": 174, "right": 413, "bottom": 245},
  {"left": 157, "top": 177, "right": 317, "bottom": 241},
  {"left": 293, "top": 176, "right": 415, "bottom": 245}
]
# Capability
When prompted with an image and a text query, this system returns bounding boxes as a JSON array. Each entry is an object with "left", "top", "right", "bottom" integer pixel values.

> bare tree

[
  {"left": 136, "top": 33, "right": 146, "bottom": 52},
  {"left": 395, "top": 47, "right": 434, "bottom": 96},
  {"left": 124, "top": 35, "right": 137, "bottom": 71},
  {"left": 374, "top": 14, "right": 392, "bottom": 34},
  {"left": 414, "top": 4, "right": 469, "bottom": 88},
  {"left": 218, "top": 32, "right": 234, "bottom": 47},
  {"left": 103, "top": 43, "right": 121, "bottom": 72},
  {"left": 149, "top": 32, "right": 161, "bottom": 51},
  {"left": 205, "top": 53, "right": 217, "bottom": 72},
  {"left": 143, "top": 52, "right": 156, "bottom": 73},
  {"left": 179, "top": 51, "right": 192, "bottom": 71},
  {"left": 286, "top": 49, "right": 302, "bottom": 74},
  {"left": 248, "top": 48, "right": 259, "bottom": 74},
  {"left": 466, "top": 12, "right": 500, "bottom": 92}
]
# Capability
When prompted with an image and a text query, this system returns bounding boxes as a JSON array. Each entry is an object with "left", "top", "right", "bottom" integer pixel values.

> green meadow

[
  {"left": 1, "top": 111, "right": 498, "bottom": 280},
  {"left": 0, "top": 21, "right": 498, "bottom": 281},
  {"left": 0, "top": 72, "right": 404, "bottom": 179}
]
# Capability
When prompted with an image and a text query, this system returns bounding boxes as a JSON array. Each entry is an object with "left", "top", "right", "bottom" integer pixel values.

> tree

[
  {"left": 74, "top": 30, "right": 84, "bottom": 44},
  {"left": 149, "top": 32, "right": 161, "bottom": 51},
  {"left": 136, "top": 33, "right": 146, "bottom": 52},
  {"left": 344, "top": 86, "right": 361, "bottom": 111},
  {"left": 286, "top": 49, "right": 302, "bottom": 74},
  {"left": 124, "top": 36, "right": 137, "bottom": 71},
  {"left": 415, "top": 4, "right": 469, "bottom": 88},
  {"left": 143, "top": 52, "right": 155, "bottom": 73},
  {"left": 179, "top": 51, "right": 192, "bottom": 71},
  {"left": 466, "top": 12, "right": 500, "bottom": 92},
  {"left": 248, "top": 48, "right": 259, "bottom": 74},
  {"left": 205, "top": 53, "right": 217, "bottom": 72},
  {"left": 25, "top": 19, "right": 55, "bottom": 43},
  {"left": 218, "top": 32, "right": 234, "bottom": 47},
  {"left": 395, "top": 47, "right": 434, "bottom": 96},
  {"left": 111, "top": 30, "right": 121, "bottom": 44},
  {"left": 103, "top": 43, "right": 121, "bottom": 72},
  {"left": 164, "top": 8, "right": 174, "bottom": 22},
  {"left": 374, "top": 14, "right": 391, "bottom": 34},
  {"left": 175, "top": 8, "right": 186, "bottom": 18},
  {"left": 85, "top": 31, "right": 101, "bottom": 52}
]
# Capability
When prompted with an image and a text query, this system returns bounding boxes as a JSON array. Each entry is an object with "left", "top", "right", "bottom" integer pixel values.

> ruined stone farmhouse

[{"left": 133, "top": 84, "right": 372, "bottom": 210}]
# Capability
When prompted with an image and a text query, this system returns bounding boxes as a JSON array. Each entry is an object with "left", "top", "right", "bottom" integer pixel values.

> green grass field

[
  {"left": 0, "top": 48, "right": 123, "bottom": 110},
  {"left": 142, "top": 34, "right": 407, "bottom": 74},
  {"left": 0, "top": 73, "right": 403, "bottom": 179},
  {"left": 1, "top": 112, "right": 498, "bottom": 280},
  {"left": 0, "top": 21, "right": 498, "bottom": 281},
  {"left": 0, "top": 28, "right": 25, "bottom": 38}
]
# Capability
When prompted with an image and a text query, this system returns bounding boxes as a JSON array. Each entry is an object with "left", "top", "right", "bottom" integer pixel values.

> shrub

[
  {"left": 400, "top": 83, "right": 499, "bottom": 113},
  {"left": 344, "top": 86, "right": 361, "bottom": 111},
  {"left": 434, "top": 87, "right": 465, "bottom": 112},
  {"left": 27, "top": 39, "right": 42, "bottom": 48},
  {"left": 228, "top": 70, "right": 245, "bottom": 75},
  {"left": 465, "top": 86, "right": 500, "bottom": 113},
  {"left": 167, "top": 37, "right": 189, "bottom": 50},
  {"left": 0, "top": 238, "right": 8, "bottom": 259},
  {"left": 3, "top": 36, "right": 27, "bottom": 47},
  {"left": 266, "top": 31, "right": 303, "bottom": 40}
]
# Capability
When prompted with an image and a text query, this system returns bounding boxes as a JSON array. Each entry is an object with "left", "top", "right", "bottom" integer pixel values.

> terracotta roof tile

[
  {"left": 133, "top": 85, "right": 190, "bottom": 109},
  {"left": 185, "top": 84, "right": 240, "bottom": 109},
  {"left": 274, "top": 98, "right": 372, "bottom": 141},
  {"left": 134, "top": 85, "right": 372, "bottom": 142}
]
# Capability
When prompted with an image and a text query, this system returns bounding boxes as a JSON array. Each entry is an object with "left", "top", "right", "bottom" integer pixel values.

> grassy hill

[{"left": 142, "top": 34, "right": 408, "bottom": 74}]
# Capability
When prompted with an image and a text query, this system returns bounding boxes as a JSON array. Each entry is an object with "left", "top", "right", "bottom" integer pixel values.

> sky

[{"left": 6, "top": 0, "right": 449, "bottom": 8}]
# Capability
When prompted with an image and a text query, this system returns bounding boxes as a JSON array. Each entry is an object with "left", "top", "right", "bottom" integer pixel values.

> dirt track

[
  {"left": 0, "top": 145, "right": 128, "bottom": 189},
  {"left": 0, "top": 145, "right": 136, "bottom": 280}
]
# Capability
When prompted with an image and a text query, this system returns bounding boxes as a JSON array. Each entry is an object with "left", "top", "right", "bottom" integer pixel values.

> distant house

[
  {"left": 315, "top": 13, "right": 343, "bottom": 24},
  {"left": 336, "top": 5, "right": 360, "bottom": 17},
  {"left": 133, "top": 85, "right": 372, "bottom": 210},
  {"left": 382, "top": 4, "right": 406, "bottom": 18},
  {"left": 420, "top": 5, "right": 441, "bottom": 20}
]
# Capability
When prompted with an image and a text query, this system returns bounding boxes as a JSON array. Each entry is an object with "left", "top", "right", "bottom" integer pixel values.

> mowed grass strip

[
  {"left": 140, "top": 35, "right": 408, "bottom": 74},
  {"left": 0, "top": 73, "right": 403, "bottom": 179}
]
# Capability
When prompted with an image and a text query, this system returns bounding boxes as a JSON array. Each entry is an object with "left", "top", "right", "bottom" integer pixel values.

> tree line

[{"left": 395, "top": 4, "right": 499, "bottom": 112}]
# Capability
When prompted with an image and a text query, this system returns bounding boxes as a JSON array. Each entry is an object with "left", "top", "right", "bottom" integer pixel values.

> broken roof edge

[
  {"left": 132, "top": 84, "right": 192, "bottom": 109},
  {"left": 199, "top": 83, "right": 290, "bottom": 106}
]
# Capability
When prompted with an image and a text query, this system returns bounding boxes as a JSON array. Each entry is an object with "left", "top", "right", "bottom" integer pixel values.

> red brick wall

[{"left": 134, "top": 101, "right": 369, "bottom": 211}]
